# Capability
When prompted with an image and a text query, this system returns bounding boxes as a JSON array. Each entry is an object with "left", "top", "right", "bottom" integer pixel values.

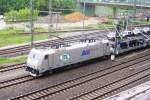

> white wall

[{"left": 0, "top": 16, "right": 6, "bottom": 30}]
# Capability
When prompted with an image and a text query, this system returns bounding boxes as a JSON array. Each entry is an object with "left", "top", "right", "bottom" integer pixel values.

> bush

[
  {"left": 4, "top": 10, "right": 19, "bottom": 21},
  {"left": 4, "top": 8, "right": 39, "bottom": 22}
]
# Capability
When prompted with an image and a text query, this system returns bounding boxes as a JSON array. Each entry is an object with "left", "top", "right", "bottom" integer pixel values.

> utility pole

[
  {"left": 82, "top": 1, "right": 86, "bottom": 29},
  {"left": 124, "top": 15, "right": 129, "bottom": 31},
  {"left": 76, "top": 0, "right": 80, "bottom": 12},
  {"left": 49, "top": 0, "right": 52, "bottom": 38},
  {"left": 133, "top": 0, "right": 136, "bottom": 19},
  {"left": 111, "top": 19, "right": 120, "bottom": 61},
  {"left": 30, "top": 0, "right": 34, "bottom": 47}
]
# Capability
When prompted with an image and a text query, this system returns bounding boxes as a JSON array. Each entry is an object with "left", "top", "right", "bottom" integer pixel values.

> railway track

[
  {"left": 0, "top": 49, "right": 149, "bottom": 91},
  {"left": 0, "top": 25, "right": 147, "bottom": 57},
  {"left": 0, "top": 75, "right": 33, "bottom": 89},
  {"left": 0, "top": 24, "right": 148, "bottom": 57},
  {"left": 104, "top": 79, "right": 150, "bottom": 100},
  {"left": 0, "top": 63, "right": 25, "bottom": 73},
  {"left": 0, "top": 49, "right": 149, "bottom": 90},
  {"left": 0, "top": 30, "right": 107, "bottom": 57},
  {"left": 9, "top": 49, "right": 150, "bottom": 100},
  {"left": 22, "top": 28, "right": 102, "bottom": 34},
  {"left": 71, "top": 64, "right": 150, "bottom": 100}
]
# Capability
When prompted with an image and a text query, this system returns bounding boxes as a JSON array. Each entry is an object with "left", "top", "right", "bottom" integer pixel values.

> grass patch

[
  {"left": 0, "top": 55, "right": 27, "bottom": 66},
  {"left": 34, "top": 27, "right": 47, "bottom": 32},
  {"left": 98, "top": 23, "right": 114, "bottom": 29},
  {"left": 130, "top": 20, "right": 150, "bottom": 25},
  {"left": 0, "top": 28, "right": 57, "bottom": 47},
  {"left": 85, "top": 23, "right": 114, "bottom": 29}
]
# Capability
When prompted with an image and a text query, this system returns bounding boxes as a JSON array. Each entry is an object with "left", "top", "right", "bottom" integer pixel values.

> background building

[{"left": 77, "top": 0, "right": 150, "bottom": 17}]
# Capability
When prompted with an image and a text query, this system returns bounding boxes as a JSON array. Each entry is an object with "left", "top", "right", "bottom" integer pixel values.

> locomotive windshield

[
  {"left": 28, "top": 49, "right": 45, "bottom": 61},
  {"left": 28, "top": 52, "right": 40, "bottom": 59}
]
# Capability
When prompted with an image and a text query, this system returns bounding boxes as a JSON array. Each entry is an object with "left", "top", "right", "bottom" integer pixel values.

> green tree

[
  {"left": 52, "top": 0, "right": 75, "bottom": 13},
  {"left": 52, "top": 0, "right": 75, "bottom": 9},
  {"left": 4, "top": 8, "right": 39, "bottom": 22},
  {"left": 0, "top": 0, "right": 29, "bottom": 14},
  {"left": 34, "top": 0, "right": 49, "bottom": 11},
  {"left": 0, "top": 0, "right": 75, "bottom": 14}
]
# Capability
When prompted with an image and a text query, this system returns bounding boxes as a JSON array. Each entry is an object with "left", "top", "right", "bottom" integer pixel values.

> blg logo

[
  {"left": 81, "top": 49, "right": 90, "bottom": 56},
  {"left": 60, "top": 54, "right": 70, "bottom": 62}
]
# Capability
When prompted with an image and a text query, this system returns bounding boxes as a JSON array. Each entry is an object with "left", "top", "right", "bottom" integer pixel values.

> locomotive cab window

[{"left": 44, "top": 55, "right": 49, "bottom": 60}]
